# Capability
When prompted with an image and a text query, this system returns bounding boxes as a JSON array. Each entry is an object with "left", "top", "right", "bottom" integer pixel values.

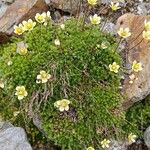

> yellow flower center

[
  {"left": 19, "top": 48, "right": 28, "bottom": 55},
  {"left": 61, "top": 101, "right": 68, "bottom": 107},
  {"left": 27, "top": 23, "right": 33, "bottom": 29},
  {"left": 133, "top": 64, "right": 140, "bottom": 70},
  {"left": 16, "top": 28, "right": 23, "bottom": 33},
  {"left": 92, "top": 18, "right": 97, "bottom": 24},
  {"left": 41, "top": 73, "right": 48, "bottom": 79},
  {"left": 37, "top": 16, "right": 44, "bottom": 22},
  {"left": 112, "top": 6, "right": 116, "bottom": 9},
  {"left": 112, "top": 65, "right": 117, "bottom": 70},
  {"left": 121, "top": 31, "right": 127, "bottom": 36},
  {"left": 17, "top": 90, "right": 25, "bottom": 96}
]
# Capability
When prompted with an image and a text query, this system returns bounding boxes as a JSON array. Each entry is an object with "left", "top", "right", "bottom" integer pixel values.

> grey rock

[
  {"left": 145, "top": 3, "right": 150, "bottom": 15},
  {"left": 137, "top": 3, "right": 147, "bottom": 15},
  {"left": 102, "top": 21, "right": 116, "bottom": 35},
  {"left": 0, "top": 2, "right": 8, "bottom": 18},
  {"left": 0, "top": 0, "right": 49, "bottom": 43},
  {"left": 53, "top": 10, "right": 62, "bottom": 20},
  {"left": 44, "top": 0, "right": 50, "bottom": 4},
  {"left": 138, "top": 0, "right": 143, "bottom": 2},
  {"left": 48, "top": 0, "right": 81, "bottom": 14},
  {"left": 0, "top": 121, "right": 32, "bottom": 150},
  {"left": 0, "top": 0, "right": 15, "bottom": 17},
  {"left": 101, "top": 0, "right": 125, "bottom": 4},
  {"left": 103, "top": 140, "right": 128, "bottom": 150},
  {"left": 144, "top": 126, "right": 150, "bottom": 149}
]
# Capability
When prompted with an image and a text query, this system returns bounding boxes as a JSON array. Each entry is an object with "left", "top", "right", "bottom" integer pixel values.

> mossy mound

[{"left": 0, "top": 18, "right": 125, "bottom": 149}]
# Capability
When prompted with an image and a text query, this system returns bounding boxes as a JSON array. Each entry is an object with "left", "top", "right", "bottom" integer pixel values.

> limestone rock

[
  {"left": 144, "top": 126, "right": 150, "bottom": 149},
  {"left": 0, "top": 121, "right": 32, "bottom": 150},
  {"left": 102, "top": 21, "right": 116, "bottom": 35},
  {"left": 0, "top": 0, "right": 49, "bottom": 43},
  {"left": 116, "top": 13, "right": 150, "bottom": 109},
  {"left": 104, "top": 140, "right": 128, "bottom": 150},
  {"left": 48, "top": 0, "right": 81, "bottom": 15},
  {"left": 101, "top": 0, "right": 125, "bottom": 4},
  {"left": 137, "top": 3, "right": 148, "bottom": 15},
  {"left": 0, "top": 2, "right": 8, "bottom": 18}
]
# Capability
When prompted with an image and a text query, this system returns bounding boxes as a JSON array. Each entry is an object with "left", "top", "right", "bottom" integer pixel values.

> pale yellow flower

[
  {"left": 142, "top": 30, "right": 150, "bottom": 40},
  {"left": 118, "top": 28, "right": 131, "bottom": 38},
  {"left": 101, "top": 41, "right": 109, "bottom": 49},
  {"left": 101, "top": 139, "right": 110, "bottom": 148},
  {"left": 132, "top": 60, "right": 143, "bottom": 72},
  {"left": 37, "top": 70, "right": 51, "bottom": 83},
  {"left": 109, "top": 62, "right": 120, "bottom": 73},
  {"left": 90, "top": 14, "right": 101, "bottom": 25},
  {"left": 19, "top": 48, "right": 28, "bottom": 55},
  {"left": 129, "top": 80, "right": 133, "bottom": 84},
  {"left": 17, "top": 41, "right": 28, "bottom": 56},
  {"left": 87, "top": 0, "right": 97, "bottom": 6},
  {"left": 22, "top": 19, "right": 36, "bottom": 31},
  {"left": 43, "top": 11, "right": 51, "bottom": 26},
  {"left": 86, "top": 147, "right": 95, "bottom": 150},
  {"left": 46, "top": 11, "right": 51, "bottom": 19},
  {"left": 54, "top": 39, "right": 60, "bottom": 46},
  {"left": 96, "top": 44, "right": 100, "bottom": 48},
  {"left": 129, "top": 74, "right": 138, "bottom": 84},
  {"left": 128, "top": 133, "right": 137, "bottom": 142},
  {"left": 110, "top": 2, "right": 121, "bottom": 11},
  {"left": 14, "top": 24, "right": 25, "bottom": 35},
  {"left": 144, "top": 20, "right": 150, "bottom": 31},
  {"left": 7, "top": 61, "right": 13, "bottom": 66},
  {"left": 15, "top": 86, "right": 28, "bottom": 100},
  {"left": 0, "top": 82, "right": 4, "bottom": 89},
  {"left": 54, "top": 99, "right": 71, "bottom": 112},
  {"left": 13, "top": 111, "right": 20, "bottom": 117},
  {"left": 60, "top": 24, "right": 65, "bottom": 30},
  {"left": 35, "top": 12, "right": 46, "bottom": 23},
  {"left": 129, "top": 74, "right": 136, "bottom": 80}
]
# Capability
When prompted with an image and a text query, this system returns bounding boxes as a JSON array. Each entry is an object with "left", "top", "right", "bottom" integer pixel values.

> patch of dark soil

[{"left": 128, "top": 139, "right": 149, "bottom": 150}]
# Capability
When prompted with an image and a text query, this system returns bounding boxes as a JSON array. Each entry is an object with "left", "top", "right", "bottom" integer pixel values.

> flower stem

[
  {"left": 77, "top": 0, "right": 82, "bottom": 20},
  {"left": 114, "top": 38, "right": 122, "bottom": 53},
  {"left": 82, "top": 5, "right": 90, "bottom": 30}
]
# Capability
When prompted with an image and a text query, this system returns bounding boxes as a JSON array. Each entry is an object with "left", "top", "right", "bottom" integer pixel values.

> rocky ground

[{"left": 0, "top": 0, "right": 150, "bottom": 150}]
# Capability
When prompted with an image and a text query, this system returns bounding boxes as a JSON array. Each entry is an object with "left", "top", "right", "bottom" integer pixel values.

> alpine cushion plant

[
  {"left": 0, "top": 0, "right": 143, "bottom": 150},
  {"left": 0, "top": 16, "right": 124, "bottom": 149}
]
